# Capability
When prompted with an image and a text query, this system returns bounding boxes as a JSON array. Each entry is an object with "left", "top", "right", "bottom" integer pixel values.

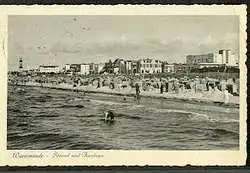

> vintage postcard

[{"left": 0, "top": 5, "right": 247, "bottom": 166}]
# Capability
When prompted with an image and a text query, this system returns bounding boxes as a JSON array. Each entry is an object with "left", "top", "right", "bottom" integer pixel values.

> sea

[{"left": 7, "top": 85, "right": 239, "bottom": 150}]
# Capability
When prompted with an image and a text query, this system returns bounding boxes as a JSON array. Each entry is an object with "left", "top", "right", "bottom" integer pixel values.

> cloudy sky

[{"left": 8, "top": 15, "right": 239, "bottom": 71}]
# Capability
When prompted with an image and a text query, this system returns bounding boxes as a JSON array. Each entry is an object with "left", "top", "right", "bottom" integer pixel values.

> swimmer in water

[{"left": 104, "top": 110, "right": 114, "bottom": 122}]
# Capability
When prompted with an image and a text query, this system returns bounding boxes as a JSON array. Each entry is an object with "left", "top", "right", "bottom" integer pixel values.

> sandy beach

[{"left": 13, "top": 81, "right": 239, "bottom": 106}]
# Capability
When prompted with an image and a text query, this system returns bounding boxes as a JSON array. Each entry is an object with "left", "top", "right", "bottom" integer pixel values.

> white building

[
  {"left": 65, "top": 64, "right": 70, "bottom": 71},
  {"left": 138, "top": 58, "right": 162, "bottom": 74},
  {"left": 125, "top": 61, "right": 132, "bottom": 74},
  {"left": 214, "top": 49, "right": 237, "bottom": 66},
  {"left": 186, "top": 49, "right": 238, "bottom": 67},
  {"left": 162, "top": 64, "right": 175, "bottom": 73},
  {"left": 39, "top": 65, "right": 60, "bottom": 73},
  {"left": 97, "top": 63, "right": 105, "bottom": 74},
  {"left": 80, "top": 64, "right": 90, "bottom": 75}
]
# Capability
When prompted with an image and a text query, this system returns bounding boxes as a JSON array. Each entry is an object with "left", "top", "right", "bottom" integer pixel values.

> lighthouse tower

[
  {"left": 18, "top": 57, "right": 23, "bottom": 72},
  {"left": 19, "top": 57, "right": 23, "bottom": 72}
]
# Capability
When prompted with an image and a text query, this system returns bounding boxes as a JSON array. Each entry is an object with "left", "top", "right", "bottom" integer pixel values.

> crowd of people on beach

[{"left": 8, "top": 72, "right": 240, "bottom": 100}]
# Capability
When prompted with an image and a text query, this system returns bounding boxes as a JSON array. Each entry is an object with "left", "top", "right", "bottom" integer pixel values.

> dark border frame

[
  {"left": 0, "top": 0, "right": 247, "bottom": 5},
  {"left": 0, "top": 0, "right": 248, "bottom": 171}
]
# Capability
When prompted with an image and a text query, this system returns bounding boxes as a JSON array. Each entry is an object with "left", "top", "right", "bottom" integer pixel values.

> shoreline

[{"left": 10, "top": 82, "right": 239, "bottom": 108}]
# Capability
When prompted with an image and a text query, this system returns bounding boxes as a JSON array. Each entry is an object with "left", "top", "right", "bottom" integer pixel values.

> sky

[{"left": 8, "top": 15, "right": 239, "bottom": 71}]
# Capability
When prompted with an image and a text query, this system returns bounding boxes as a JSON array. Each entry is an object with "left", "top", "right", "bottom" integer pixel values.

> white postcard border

[{"left": 0, "top": 5, "right": 247, "bottom": 166}]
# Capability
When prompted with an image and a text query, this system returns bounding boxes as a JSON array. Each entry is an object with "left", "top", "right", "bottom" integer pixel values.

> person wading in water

[{"left": 135, "top": 83, "right": 140, "bottom": 103}]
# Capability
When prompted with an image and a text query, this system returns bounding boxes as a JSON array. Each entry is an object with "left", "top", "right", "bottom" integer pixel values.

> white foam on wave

[
  {"left": 129, "top": 105, "right": 209, "bottom": 120},
  {"left": 150, "top": 107, "right": 207, "bottom": 116},
  {"left": 70, "top": 98, "right": 82, "bottom": 101},
  {"left": 209, "top": 118, "right": 239, "bottom": 123},
  {"left": 154, "top": 109, "right": 238, "bottom": 123},
  {"left": 90, "top": 99, "right": 130, "bottom": 106},
  {"left": 130, "top": 105, "right": 145, "bottom": 108},
  {"left": 88, "top": 100, "right": 237, "bottom": 123}
]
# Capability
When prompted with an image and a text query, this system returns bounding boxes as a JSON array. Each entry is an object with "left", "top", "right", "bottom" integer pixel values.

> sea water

[{"left": 7, "top": 85, "right": 239, "bottom": 150}]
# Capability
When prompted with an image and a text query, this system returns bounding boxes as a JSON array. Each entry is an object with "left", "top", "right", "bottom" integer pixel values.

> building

[
  {"left": 65, "top": 63, "right": 90, "bottom": 75},
  {"left": 173, "top": 64, "right": 191, "bottom": 74},
  {"left": 114, "top": 67, "right": 119, "bottom": 74},
  {"left": 131, "top": 61, "right": 139, "bottom": 74},
  {"left": 69, "top": 64, "right": 81, "bottom": 73},
  {"left": 186, "top": 53, "right": 214, "bottom": 64},
  {"left": 110, "top": 59, "right": 139, "bottom": 75},
  {"left": 113, "top": 58, "right": 126, "bottom": 74},
  {"left": 214, "top": 49, "right": 237, "bottom": 66},
  {"left": 39, "top": 65, "right": 60, "bottom": 73},
  {"left": 186, "top": 49, "right": 237, "bottom": 66},
  {"left": 196, "top": 63, "right": 221, "bottom": 69},
  {"left": 97, "top": 63, "right": 105, "bottom": 74},
  {"left": 104, "top": 60, "right": 114, "bottom": 73},
  {"left": 162, "top": 62, "right": 175, "bottom": 73},
  {"left": 89, "top": 63, "right": 103, "bottom": 74},
  {"left": 173, "top": 63, "right": 224, "bottom": 74},
  {"left": 89, "top": 63, "right": 95, "bottom": 74},
  {"left": 125, "top": 60, "right": 132, "bottom": 74},
  {"left": 64, "top": 64, "right": 70, "bottom": 71},
  {"left": 80, "top": 64, "right": 90, "bottom": 75},
  {"left": 125, "top": 60, "right": 139, "bottom": 75},
  {"left": 138, "top": 58, "right": 162, "bottom": 74},
  {"left": 93, "top": 64, "right": 100, "bottom": 74}
]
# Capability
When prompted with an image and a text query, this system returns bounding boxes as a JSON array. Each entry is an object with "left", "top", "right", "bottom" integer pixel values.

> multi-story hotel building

[
  {"left": 64, "top": 63, "right": 90, "bottom": 75},
  {"left": 186, "top": 49, "right": 238, "bottom": 66},
  {"left": 214, "top": 49, "right": 237, "bottom": 66},
  {"left": 124, "top": 60, "right": 139, "bottom": 74},
  {"left": 80, "top": 64, "right": 90, "bottom": 75},
  {"left": 138, "top": 58, "right": 162, "bottom": 74}
]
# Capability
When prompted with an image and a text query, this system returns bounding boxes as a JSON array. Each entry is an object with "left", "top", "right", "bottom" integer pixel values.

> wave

[
  {"left": 130, "top": 105, "right": 145, "bottom": 108},
  {"left": 27, "top": 95, "right": 53, "bottom": 102},
  {"left": 90, "top": 99, "right": 129, "bottom": 106},
  {"left": 96, "top": 111, "right": 145, "bottom": 121},
  {"left": 30, "top": 104, "right": 85, "bottom": 109},
  {"left": 160, "top": 109, "right": 238, "bottom": 123},
  {"left": 8, "top": 132, "right": 78, "bottom": 143},
  {"left": 35, "top": 114, "right": 60, "bottom": 118},
  {"left": 77, "top": 112, "right": 144, "bottom": 121},
  {"left": 205, "top": 128, "right": 239, "bottom": 139},
  {"left": 9, "top": 108, "right": 25, "bottom": 113},
  {"left": 67, "top": 98, "right": 84, "bottom": 101},
  {"left": 7, "top": 120, "right": 16, "bottom": 126},
  {"left": 129, "top": 106, "right": 237, "bottom": 123},
  {"left": 63, "top": 104, "right": 85, "bottom": 108},
  {"left": 141, "top": 107, "right": 210, "bottom": 121},
  {"left": 67, "top": 98, "right": 90, "bottom": 102},
  {"left": 84, "top": 114, "right": 96, "bottom": 118},
  {"left": 209, "top": 118, "right": 239, "bottom": 123},
  {"left": 74, "top": 114, "right": 96, "bottom": 118},
  {"left": 115, "top": 112, "right": 146, "bottom": 120},
  {"left": 68, "top": 141, "right": 108, "bottom": 150},
  {"left": 153, "top": 108, "right": 207, "bottom": 116},
  {"left": 16, "top": 122, "right": 29, "bottom": 127}
]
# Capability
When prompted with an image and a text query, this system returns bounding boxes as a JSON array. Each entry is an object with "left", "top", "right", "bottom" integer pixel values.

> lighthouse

[{"left": 19, "top": 57, "right": 23, "bottom": 71}]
